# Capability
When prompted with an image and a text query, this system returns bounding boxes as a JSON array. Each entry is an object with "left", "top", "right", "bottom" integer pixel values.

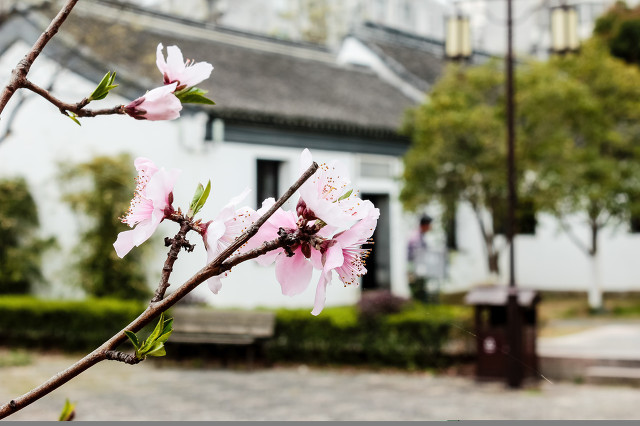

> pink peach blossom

[
  {"left": 124, "top": 83, "right": 182, "bottom": 121},
  {"left": 310, "top": 207, "right": 380, "bottom": 315},
  {"left": 114, "top": 157, "right": 181, "bottom": 258},
  {"left": 156, "top": 43, "right": 213, "bottom": 90},
  {"left": 298, "top": 149, "right": 374, "bottom": 227},
  {"left": 244, "top": 199, "right": 317, "bottom": 297}
]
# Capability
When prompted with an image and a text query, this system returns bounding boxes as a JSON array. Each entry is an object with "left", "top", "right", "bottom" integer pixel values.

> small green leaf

[
  {"left": 58, "top": 398, "right": 76, "bottom": 421},
  {"left": 144, "top": 341, "right": 166, "bottom": 358},
  {"left": 124, "top": 330, "right": 140, "bottom": 349},
  {"left": 337, "top": 189, "right": 353, "bottom": 202},
  {"left": 189, "top": 183, "right": 205, "bottom": 211},
  {"left": 88, "top": 71, "right": 118, "bottom": 101},
  {"left": 65, "top": 112, "right": 81, "bottom": 126},
  {"left": 193, "top": 180, "right": 211, "bottom": 216},
  {"left": 146, "top": 312, "right": 166, "bottom": 346},
  {"left": 175, "top": 86, "right": 215, "bottom": 105}
]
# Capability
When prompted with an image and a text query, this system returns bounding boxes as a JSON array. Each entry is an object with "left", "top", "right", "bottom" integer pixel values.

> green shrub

[
  {"left": 0, "top": 177, "right": 55, "bottom": 294},
  {"left": 59, "top": 154, "right": 151, "bottom": 300},
  {"left": 0, "top": 296, "right": 145, "bottom": 351},
  {"left": 266, "top": 303, "right": 472, "bottom": 369}
]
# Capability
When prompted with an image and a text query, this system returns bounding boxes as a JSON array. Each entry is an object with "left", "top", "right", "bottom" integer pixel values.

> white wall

[{"left": 445, "top": 201, "right": 640, "bottom": 293}]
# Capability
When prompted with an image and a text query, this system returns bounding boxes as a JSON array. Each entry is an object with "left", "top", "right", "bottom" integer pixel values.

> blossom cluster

[
  {"left": 114, "top": 149, "right": 379, "bottom": 315},
  {"left": 123, "top": 44, "right": 213, "bottom": 121}
]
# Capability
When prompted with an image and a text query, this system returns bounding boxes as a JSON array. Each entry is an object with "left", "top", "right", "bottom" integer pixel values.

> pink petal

[
  {"left": 206, "top": 276, "right": 223, "bottom": 294},
  {"left": 113, "top": 229, "right": 138, "bottom": 258},
  {"left": 140, "top": 84, "right": 182, "bottom": 121},
  {"left": 323, "top": 242, "right": 345, "bottom": 272},
  {"left": 311, "top": 270, "right": 331, "bottom": 316},
  {"left": 181, "top": 62, "right": 214, "bottom": 88},
  {"left": 335, "top": 207, "right": 380, "bottom": 247},
  {"left": 145, "top": 167, "right": 180, "bottom": 209},
  {"left": 156, "top": 43, "right": 168, "bottom": 73},
  {"left": 275, "top": 248, "right": 313, "bottom": 296},
  {"left": 165, "top": 45, "right": 186, "bottom": 76},
  {"left": 134, "top": 157, "right": 159, "bottom": 176}
]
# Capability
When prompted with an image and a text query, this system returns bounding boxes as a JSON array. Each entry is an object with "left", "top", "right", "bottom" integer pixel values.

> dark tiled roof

[
  {"left": 351, "top": 22, "right": 494, "bottom": 93},
  {"left": 10, "top": 1, "right": 416, "bottom": 138}
]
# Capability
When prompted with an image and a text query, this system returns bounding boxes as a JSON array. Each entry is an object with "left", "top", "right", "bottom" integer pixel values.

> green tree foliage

[
  {"left": 59, "top": 154, "right": 151, "bottom": 300},
  {"left": 0, "top": 178, "right": 54, "bottom": 294},
  {"left": 594, "top": 1, "right": 640, "bottom": 65},
  {"left": 535, "top": 40, "right": 640, "bottom": 254},
  {"left": 401, "top": 61, "right": 553, "bottom": 275},
  {"left": 401, "top": 41, "right": 640, "bottom": 308}
]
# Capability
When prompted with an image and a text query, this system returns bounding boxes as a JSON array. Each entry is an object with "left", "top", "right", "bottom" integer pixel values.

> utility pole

[{"left": 505, "top": 0, "right": 523, "bottom": 389}]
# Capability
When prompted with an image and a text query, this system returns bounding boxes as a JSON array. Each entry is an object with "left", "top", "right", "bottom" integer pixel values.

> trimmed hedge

[
  {"left": 266, "top": 303, "right": 473, "bottom": 369},
  {"left": 0, "top": 297, "right": 473, "bottom": 369},
  {"left": 0, "top": 296, "right": 145, "bottom": 351}
]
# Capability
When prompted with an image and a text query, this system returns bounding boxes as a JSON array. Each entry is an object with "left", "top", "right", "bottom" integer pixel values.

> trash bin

[{"left": 464, "top": 286, "right": 540, "bottom": 381}]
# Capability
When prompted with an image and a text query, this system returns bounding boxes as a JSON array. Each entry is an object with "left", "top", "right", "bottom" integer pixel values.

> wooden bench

[{"left": 169, "top": 307, "right": 276, "bottom": 366}]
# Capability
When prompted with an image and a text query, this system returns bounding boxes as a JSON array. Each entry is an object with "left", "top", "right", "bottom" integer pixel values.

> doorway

[{"left": 360, "top": 193, "right": 391, "bottom": 290}]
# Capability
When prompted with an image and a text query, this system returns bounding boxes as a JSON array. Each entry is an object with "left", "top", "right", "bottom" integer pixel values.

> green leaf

[
  {"left": 175, "top": 86, "right": 215, "bottom": 105},
  {"left": 337, "top": 189, "right": 353, "bottom": 202},
  {"left": 58, "top": 398, "right": 76, "bottom": 421},
  {"left": 88, "top": 71, "right": 118, "bottom": 101},
  {"left": 124, "top": 330, "right": 140, "bottom": 349},
  {"left": 66, "top": 112, "right": 81, "bottom": 126},
  {"left": 188, "top": 183, "right": 205, "bottom": 214},
  {"left": 194, "top": 181, "right": 211, "bottom": 217},
  {"left": 144, "top": 341, "right": 166, "bottom": 358},
  {"left": 146, "top": 312, "right": 166, "bottom": 346}
]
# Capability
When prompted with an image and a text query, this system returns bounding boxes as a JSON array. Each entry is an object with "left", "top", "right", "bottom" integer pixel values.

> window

[{"left": 256, "top": 159, "right": 282, "bottom": 206}]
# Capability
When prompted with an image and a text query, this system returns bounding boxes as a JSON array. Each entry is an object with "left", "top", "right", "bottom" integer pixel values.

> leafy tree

[
  {"left": 533, "top": 40, "right": 640, "bottom": 310},
  {"left": 0, "top": 177, "right": 55, "bottom": 294},
  {"left": 401, "top": 61, "right": 559, "bottom": 277},
  {"left": 402, "top": 41, "right": 640, "bottom": 310},
  {"left": 59, "top": 153, "right": 151, "bottom": 300},
  {"left": 594, "top": 1, "right": 640, "bottom": 65}
]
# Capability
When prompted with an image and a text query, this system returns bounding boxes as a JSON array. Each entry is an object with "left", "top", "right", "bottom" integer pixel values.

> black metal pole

[{"left": 506, "top": 0, "right": 523, "bottom": 388}]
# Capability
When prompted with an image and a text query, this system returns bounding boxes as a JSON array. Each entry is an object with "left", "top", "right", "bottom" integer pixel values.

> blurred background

[{"left": 1, "top": 0, "right": 640, "bottom": 420}]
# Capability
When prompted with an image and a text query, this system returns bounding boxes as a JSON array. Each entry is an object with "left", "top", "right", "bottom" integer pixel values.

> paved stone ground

[{"left": 1, "top": 352, "right": 639, "bottom": 421}]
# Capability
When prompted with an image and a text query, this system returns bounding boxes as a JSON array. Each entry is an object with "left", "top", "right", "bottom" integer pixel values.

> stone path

[{"left": 1, "top": 353, "right": 639, "bottom": 421}]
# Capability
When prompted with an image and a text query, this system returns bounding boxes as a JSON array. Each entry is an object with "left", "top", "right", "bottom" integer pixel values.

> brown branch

[
  {"left": 151, "top": 219, "right": 193, "bottom": 303},
  {"left": 22, "top": 80, "right": 125, "bottom": 118},
  {"left": 0, "top": 0, "right": 79, "bottom": 115},
  {"left": 0, "top": 161, "right": 318, "bottom": 420},
  {"left": 104, "top": 351, "right": 141, "bottom": 365}
]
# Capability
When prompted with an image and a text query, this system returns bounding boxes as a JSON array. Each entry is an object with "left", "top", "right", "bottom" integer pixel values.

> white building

[{"left": 0, "top": 0, "right": 419, "bottom": 310}]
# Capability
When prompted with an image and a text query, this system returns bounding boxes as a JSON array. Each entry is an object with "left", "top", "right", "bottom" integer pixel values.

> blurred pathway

[{"left": 1, "top": 352, "right": 639, "bottom": 421}]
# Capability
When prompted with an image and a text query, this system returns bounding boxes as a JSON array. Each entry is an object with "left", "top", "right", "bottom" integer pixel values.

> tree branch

[
  {"left": 22, "top": 80, "right": 125, "bottom": 118},
  {"left": 0, "top": 161, "right": 318, "bottom": 419},
  {"left": 104, "top": 351, "right": 141, "bottom": 365},
  {"left": 558, "top": 218, "right": 591, "bottom": 256},
  {"left": 0, "top": 0, "right": 79, "bottom": 115},
  {"left": 151, "top": 219, "right": 193, "bottom": 303}
]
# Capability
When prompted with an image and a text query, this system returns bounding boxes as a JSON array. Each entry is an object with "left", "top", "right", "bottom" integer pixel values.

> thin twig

[
  {"left": 151, "top": 219, "right": 193, "bottom": 303},
  {"left": 0, "top": 161, "right": 318, "bottom": 420},
  {"left": 22, "top": 80, "right": 125, "bottom": 117},
  {"left": 0, "top": 0, "right": 79, "bottom": 115}
]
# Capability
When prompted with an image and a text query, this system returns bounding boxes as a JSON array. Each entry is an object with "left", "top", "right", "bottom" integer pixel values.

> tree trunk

[{"left": 587, "top": 222, "right": 603, "bottom": 311}]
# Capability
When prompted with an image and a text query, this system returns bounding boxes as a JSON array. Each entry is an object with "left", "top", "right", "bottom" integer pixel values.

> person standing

[{"left": 407, "top": 215, "right": 432, "bottom": 303}]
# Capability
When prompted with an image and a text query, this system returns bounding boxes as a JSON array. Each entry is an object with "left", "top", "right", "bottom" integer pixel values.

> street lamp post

[{"left": 505, "top": 0, "right": 523, "bottom": 389}]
